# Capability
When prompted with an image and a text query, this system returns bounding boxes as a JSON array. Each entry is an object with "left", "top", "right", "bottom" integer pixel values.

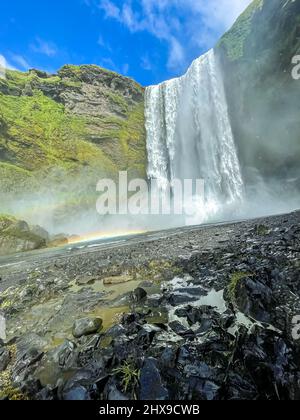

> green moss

[
  {"left": 0, "top": 345, "right": 29, "bottom": 400},
  {"left": 0, "top": 91, "right": 86, "bottom": 169},
  {"left": 255, "top": 224, "right": 270, "bottom": 236},
  {"left": 228, "top": 272, "right": 254, "bottom": 301},
  {"left": 0, "top": 214, "right": 17, "bottom": 228},
  {"left": 217, "top": 0, "right": 264, "bottom": 60},
  {"left": 0, "top": 162, "right": 34, "bottom": 192},
  {"left": 3, "top": 226, "right": 45, "bottom": 244},
  {"left": 105, "top": 90, "right": 129, "bottom": 114}
]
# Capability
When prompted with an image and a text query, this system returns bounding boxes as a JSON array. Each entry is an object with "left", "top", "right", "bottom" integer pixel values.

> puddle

[
  {"left": 6, "top": 276, "right": 162, "bottom": 349},
  {"left": 68, "top": 278, "right": 141, "bottom": 302},
  {"left": 196, "top": 289, "right": 227, "bottom": 313},
  {"left": 166, "top": 279, "right": 280, "bottom": 335}
]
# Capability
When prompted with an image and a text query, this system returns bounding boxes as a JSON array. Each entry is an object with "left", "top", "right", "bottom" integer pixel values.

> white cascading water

[{"left": 145, "top": 49, "right": 244, "bottom": 223}]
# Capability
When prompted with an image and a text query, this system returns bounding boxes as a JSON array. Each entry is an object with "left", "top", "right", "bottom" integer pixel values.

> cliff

[
  {"left": 216, "top": 0, "right": 300, "bottom": 186},
  {"left": 0, "top": 65, "right": 147, "bottom": 193}
]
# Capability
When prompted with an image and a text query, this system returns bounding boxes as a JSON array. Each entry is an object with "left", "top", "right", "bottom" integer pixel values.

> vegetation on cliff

[{"left": 0, "top": 65, "right": 147, "bottom": 195}]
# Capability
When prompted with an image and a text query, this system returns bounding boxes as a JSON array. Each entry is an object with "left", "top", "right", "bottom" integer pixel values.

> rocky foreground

[{"left": 0, "top": 211, "right": 300, "bottom": 400}]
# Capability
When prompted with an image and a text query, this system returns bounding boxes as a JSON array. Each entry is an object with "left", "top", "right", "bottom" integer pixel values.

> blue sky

[{"left": 0, "top": 0, "right": 251, "bottom": 86}]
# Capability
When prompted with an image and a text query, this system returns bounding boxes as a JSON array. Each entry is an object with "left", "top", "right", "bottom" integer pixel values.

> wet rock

[
  {"left": 132, "top": 287, "right": 147, "bottom": 302},
  {"left": 36, "top": 385, "right": 56, "bottom": 400},
  {"left": 147, "top": 294, "right": 164, "bottom": 307},
  {"left": 60, "top": 369, "right": 96, "bottom": 400},
  {"left": 234, "top": 277, "right": 274, "bottom": 323},
  {"left": 175, "top": 305, "right": 219, "bottom": 329},
  {"left": 51, "top": 340, "right": 76, "bottom": 368},
  {"left": 121, "top": 312, "right": 143, "bottom": 326},
  {"left": 169, "top": 321, "right": 194, "bottom": 338},
  {"left": 159, "top": 346, "right": 178, "bottom": 369},
  {"left": 12, "top": 334, "right": 47, "bottom": 383},
  {"left": 63, "top": 385, "right": 91, "bottom": 401},
  {"left": 0, "top": 347, "right": 10, "bottom": 371},
  {"left": 72, "top": 318, "right": 103, "bottom": 339},
  {"left": 225, "top": 373, "right": 258, "bottom": 400},
  {"left": 219, "top": 310, "right": 236, "bottom": 330},
  {"left": 139, "top": 358, "right": 168, "bottom": 400},
  {"left": 105, "top": 324, "right": 127, "bottom": 339},
  {"left": 135, "top": 324, "right": 162, "bottom": 348},
  {"left": 107, "top": 383, "right": 129, "bottom": 400},
  {"left": 168, "top": 293, "right": 199, "bottom": 306},
  {"left": 188, "top": 379, "right": 220, "bottom": 400}
]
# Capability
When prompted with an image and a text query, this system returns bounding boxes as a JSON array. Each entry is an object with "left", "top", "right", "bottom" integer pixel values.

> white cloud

[
  {"left": 167, "top": 37, "right": 185, "bottom": 71},
  {"left": 0, "top": 54, "right": 17, "bottom": 77},
  {"left": 98, "top": 0, "right": 252, "bottom": 71},
  {"left": 98, "top": 34, "right": 113, "bottom": 53},
  {"left": 122, "top": 63, "right": 129, "bottom": 75},
  {"left": 31, "top": 37, "right": 57, "bottom": 57},
  {"left": 100, "top": 0, "right": 120, "bottom": 19},
  {"left": 10, "top": 54, "right": 30, "bottom": 70},
  {"left": 0, "top": 55, "right": 7, "bottom": 78},
  {"left": 141, "top": 54, "right": 152, "bottom": 71}
]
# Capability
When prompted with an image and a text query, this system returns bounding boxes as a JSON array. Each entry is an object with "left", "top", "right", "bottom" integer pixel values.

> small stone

[{"left": 72, "top": 318, "right": 103, "bottom": 339}]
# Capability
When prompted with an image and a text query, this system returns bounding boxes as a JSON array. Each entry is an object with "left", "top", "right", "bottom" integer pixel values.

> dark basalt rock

[
  {"left": 11, "top": 334, "right": 47, "bottom": 383},
  {"left": 169, "top": 321, "right": 194, "bottom": 338},
  {"left": 63, "top": 385, "right": 91, "bottom": 401},
  {"left": 234, "top": 277, "right": 274, "bottom": 323},
  {"left": 132, "top": 287, "right": 147, "bottom": 302},
  {"left": 168, "top": 293, "right": 200, "bottom": 306},
  {"left": 48, "top": 340, "right": 76, "bottom": 369},
  {"left": 105, "top": 324, "right": 127, "bottom": 339},
  {"left": 107, "top": 383, "right": 129, "bottom": 401},
  {"left": 139, "top": 358, "right": 169, "bottom": 401},
  {"left": 0, "top": 347, "right": 10, "bottom": 372}
]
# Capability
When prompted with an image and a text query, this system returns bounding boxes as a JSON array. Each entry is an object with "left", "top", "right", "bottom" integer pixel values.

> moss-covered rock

[{"left": 0, "top": 215, "right": 46, "bottom": 255}]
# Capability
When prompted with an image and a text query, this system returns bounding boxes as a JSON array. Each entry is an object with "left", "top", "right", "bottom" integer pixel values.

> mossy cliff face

[
  {"left": 0, "top": 65, "right": 146, "bottom": 194},
  {"left": 0, "top": 215, "right": 46, "bottom": 255},
  {"left": 216, "top": 0, "right": 300, "bottom": 185}
]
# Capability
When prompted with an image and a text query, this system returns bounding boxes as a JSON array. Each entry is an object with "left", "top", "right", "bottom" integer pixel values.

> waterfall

[{"left": 145, "top": 49, "right": 244, "bottom": 223}]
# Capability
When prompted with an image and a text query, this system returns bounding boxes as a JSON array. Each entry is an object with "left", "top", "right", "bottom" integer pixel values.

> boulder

[
  {"left": 72, "top": 318, "right": 103, "bottom": 339},
  {"left": 139, "top": 358, "right": 169, "bottom": 401},
  {"left": 0, "top": 215, "right": 47, "bottom": 256},
  {"left": 48, "top": 233, "right": 69, "bottom": 248},
  {"left": 132, "top": 287, "right": 147, "bottom": 302}
]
